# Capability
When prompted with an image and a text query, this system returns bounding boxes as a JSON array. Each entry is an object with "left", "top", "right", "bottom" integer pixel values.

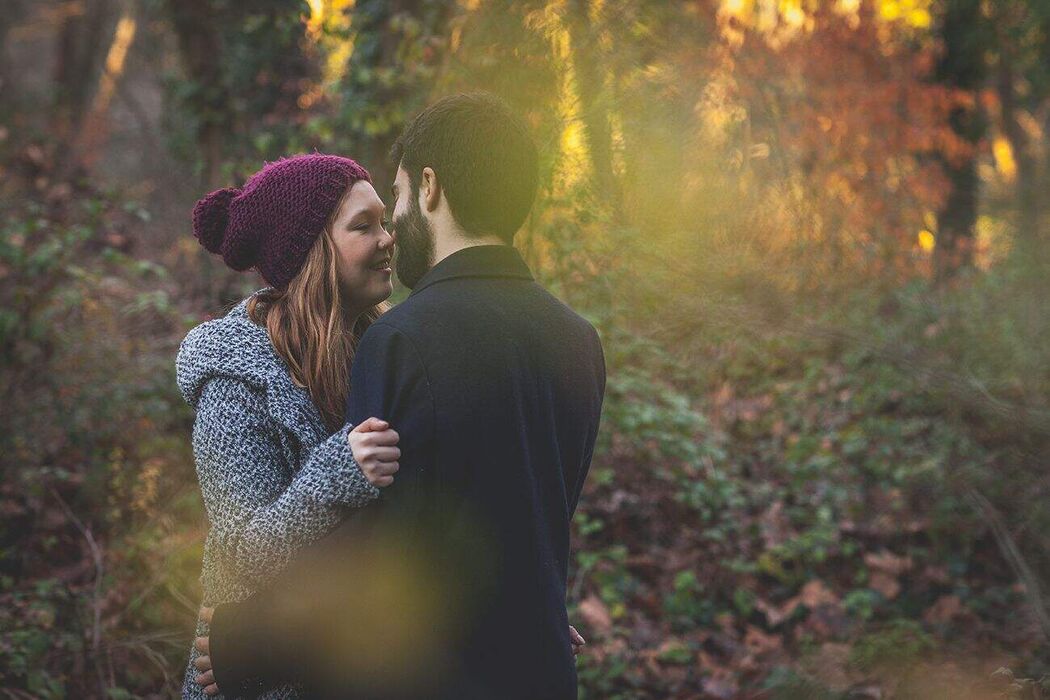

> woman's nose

[{"left": 380, "top": 227, "right": 395, "bottom": 248}]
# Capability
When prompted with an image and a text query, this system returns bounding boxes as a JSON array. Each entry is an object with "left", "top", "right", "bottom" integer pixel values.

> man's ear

[{"left": 420, "top": 167, "right": 441, "bottom": 213}]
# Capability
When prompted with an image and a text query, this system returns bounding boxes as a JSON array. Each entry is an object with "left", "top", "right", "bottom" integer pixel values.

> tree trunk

[
  {"left": 53, "top": 0, "right": 114, "bottom": 143},
  {"left": 933, "top": 0, "right": 987, "bottom": 281},
  {"left": 566, "top": 0, "right": 621, "bottom": 214},
  {"left": 165, "top": 0, "right": 226, "bottom": 189},
  {"left": 0, "top": 0, "right": 28, "bottom": 112},
  {"left": 998, "top": 36, "right": 1040, "bottom": 264}
]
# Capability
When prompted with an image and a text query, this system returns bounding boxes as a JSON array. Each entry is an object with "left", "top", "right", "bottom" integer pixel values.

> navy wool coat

[{"left": 208, "top": 244, "right": 607, "bottom": 700}]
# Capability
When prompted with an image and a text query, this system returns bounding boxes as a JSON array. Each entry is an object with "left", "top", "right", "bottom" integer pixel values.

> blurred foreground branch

[{"left": 968, "top": 488, "right": 1050, "bottom": 642}]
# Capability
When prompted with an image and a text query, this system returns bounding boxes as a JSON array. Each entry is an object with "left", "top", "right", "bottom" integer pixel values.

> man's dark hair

[{"left": 391, "top": 92, "right": 539, "bottom": 244}]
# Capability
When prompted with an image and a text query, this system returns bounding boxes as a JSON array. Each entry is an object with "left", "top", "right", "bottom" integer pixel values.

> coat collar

[
  {"left": 175, "top": 291, "right": 327, "bottom": 445},
  {"left": 409, "top": 244, "right": 534, "bottom": 296}
]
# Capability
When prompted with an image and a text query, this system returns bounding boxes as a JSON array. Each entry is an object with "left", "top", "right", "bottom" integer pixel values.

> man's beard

[{"left": 392, "top": 196, "right": 436, "bottom": 289}]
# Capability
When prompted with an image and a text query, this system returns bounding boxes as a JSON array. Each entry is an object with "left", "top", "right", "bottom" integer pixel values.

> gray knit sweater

[{"left": 175, "top": 295, "right": 380, "bottom": 700}]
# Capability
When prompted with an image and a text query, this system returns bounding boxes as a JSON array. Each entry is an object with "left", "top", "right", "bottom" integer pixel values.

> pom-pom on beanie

[{"left": 191, "top": 154, "right": 371, "bottom": 289}]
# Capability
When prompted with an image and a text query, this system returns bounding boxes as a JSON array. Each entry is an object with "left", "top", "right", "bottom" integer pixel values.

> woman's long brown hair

[{"left": 246, "top": 188, "right": 387, "bottom": 431}]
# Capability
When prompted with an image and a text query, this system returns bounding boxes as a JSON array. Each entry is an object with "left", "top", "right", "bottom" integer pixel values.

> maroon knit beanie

[{"left": 192, "top": 153, "right": 371, "bottom": 289}]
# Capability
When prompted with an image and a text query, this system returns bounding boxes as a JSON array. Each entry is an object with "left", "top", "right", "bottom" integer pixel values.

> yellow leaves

[
  {"left": 975, "top": 214, "right": 1011, "bottom": 269},
  {"left": 909, "top": 9, "right": 932, "bottom": 28},
  {"left": 878, "top": 0, "right": 932, "bottom": 29},
  {"left": 918, "top": 229, "right": 935, "bottom": 252},
  {"left": 132, "top": 457, "right": 163, "bottom": 513},
  {"left": 780, "top": 0, "right": 806, "bottom": 29},
  {"left": 305, "top": 0, "right": 324, "bottom": 27},
  {"left": 916, "top": 210, "right": 937, "bottom": 254},
  {"left": 323, "top": 38, "right": 355, "bottom": 87},
  {"left": 304, "top": 0, "right": 357, "bottom": 88},
  {"left": 992, "top": 135, "right": 1017, "bottom": 182},
  {"left": 548, "top": 19, "right": 589, "bottom": 192},
  {"left": 723, "top": 0, "right": 753, "bottom": 18},
  {"left": 305, "top": 0, "right": 356, "bottom": 37},
  {"left": 721, "top": 0, "right": 933, "bottom": 55},
  {"left": 837, "top": 0, "right": 861, "bottom": 14},
  {"left": 561, "top": 120, "right": 584, "bottom": 153},
  {"left": 556, "top": 120, "right": 588, "bottom": 190},
  {"left": 719, "top": 0, "right": 813, "bottom": 40}
]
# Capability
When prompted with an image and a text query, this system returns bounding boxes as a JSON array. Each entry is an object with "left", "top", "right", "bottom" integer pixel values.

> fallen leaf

[
  {"left": 846, "top": 682, "right": 883, "bottom": 699},
  {"left": 923, "top": 595, "right": 963, "bottom": 625},
  {"left": 800, "top": 579, "right": 839, "bottom": 608},
  {"left": 744, "top": 625, "right": 782, "bottom": 656},
  {"left": 921, "top": 565, "right": 950, "bottom": 584},
  {"left": 655, "top": 639, "right": 693, "bottom": 665},
  {"left": 701, "top": 676, "right": 738, "bottom": 699},
  {"left": 756, "top": 596, "right": 799, "bottom": 627},
  {"left": 578, "top": 595, "right": 612, "bottom": 635},
  {"left": 864, "top": 550, "right": 913, "bottom": 576},
  {"left": 869, "top": 571, "right": 901, "bottom": 600},
  {"left": 760, "top": 501, "right": 793, "bottom": 549},
  {"left": 25, "top": 144, "right": 46, "bottom": 165}
]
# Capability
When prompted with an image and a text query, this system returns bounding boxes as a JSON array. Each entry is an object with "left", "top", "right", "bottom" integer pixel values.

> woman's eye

[{"left": 352, "top": 217, "right": 388, "bottom": 232}]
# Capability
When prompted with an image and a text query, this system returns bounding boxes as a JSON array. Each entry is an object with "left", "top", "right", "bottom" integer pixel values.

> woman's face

[{"left": 330, "top": 180, "right": 395, "bottom": 314}]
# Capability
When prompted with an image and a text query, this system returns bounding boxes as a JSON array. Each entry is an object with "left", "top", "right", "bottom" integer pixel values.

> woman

[{"left": 175, "top": 154, "right": 400, "bottom": 699}]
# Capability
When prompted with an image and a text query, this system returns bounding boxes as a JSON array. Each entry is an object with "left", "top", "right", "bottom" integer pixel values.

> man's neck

[{"left": 432, "top": 232, "right": 506, "bottom": 267}]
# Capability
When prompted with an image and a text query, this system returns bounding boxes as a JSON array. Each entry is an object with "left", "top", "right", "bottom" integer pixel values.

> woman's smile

[{"left": 371, "top": 256, "right": 393, "bottom": 273}]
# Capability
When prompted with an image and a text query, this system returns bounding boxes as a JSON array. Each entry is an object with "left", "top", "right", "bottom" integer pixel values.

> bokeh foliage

[{"left": 2, "top": 0, "right": 1050, "bottom": 697}]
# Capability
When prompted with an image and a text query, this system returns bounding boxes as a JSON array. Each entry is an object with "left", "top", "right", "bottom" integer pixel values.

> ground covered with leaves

[
  {"left": 571, "top": 311, "right": 1049, "bottom": 699},
  {"left": 2, "top": 138, "right": 1050, "bottom": 700}
]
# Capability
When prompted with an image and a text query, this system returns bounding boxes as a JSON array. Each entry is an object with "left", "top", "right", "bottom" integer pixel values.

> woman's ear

[{"left": 421, "top": 167, "right": 441, "bottom": 212}]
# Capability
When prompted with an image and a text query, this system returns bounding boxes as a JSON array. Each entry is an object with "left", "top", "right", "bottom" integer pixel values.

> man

[{"left": 194, "top": 92, "right": 605, "bottom": 699}]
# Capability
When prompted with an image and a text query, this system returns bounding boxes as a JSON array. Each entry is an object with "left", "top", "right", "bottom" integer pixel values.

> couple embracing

[{"left": 175, "top": 93, "right": 606, "bottom": 699}]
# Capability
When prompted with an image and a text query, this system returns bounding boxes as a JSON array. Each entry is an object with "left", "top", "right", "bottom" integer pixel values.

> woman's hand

[
  {"left": 349, "top": 418, "right": 400, "bottom": 488},
  {"left": 194, "top": 606, "right": 219, "bottom": 695},
  {"left": 569, "top": 624, "right": 586, "bottom": 656}
]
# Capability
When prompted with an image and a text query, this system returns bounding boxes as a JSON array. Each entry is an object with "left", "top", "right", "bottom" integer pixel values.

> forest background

[{"left": 3, "top": 0, "right": 1050, "bottom": 698}]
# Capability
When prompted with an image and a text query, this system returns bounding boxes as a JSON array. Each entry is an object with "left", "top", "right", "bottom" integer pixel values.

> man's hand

[
  {"left": 194, "top": 606, "right": 219, "bottom": 696},
  {"left": 349, "top": 417, "right": 400, "bottom": 488},
  {"left": 569, "top": 624, "right": 586, "bottom": 657}
]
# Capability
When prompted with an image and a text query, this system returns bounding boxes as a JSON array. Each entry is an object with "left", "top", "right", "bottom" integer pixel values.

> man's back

[
  {"left": 343, "top": 245, "right": 606, "bottom": 699},
  {"left": 204, "top": 246, "right": 605, "bottom": 700}
]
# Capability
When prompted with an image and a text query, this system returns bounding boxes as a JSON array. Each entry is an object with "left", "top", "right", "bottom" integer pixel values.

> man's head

[{"left": 388, "top": 92, "right": 539, "bottom": 288}]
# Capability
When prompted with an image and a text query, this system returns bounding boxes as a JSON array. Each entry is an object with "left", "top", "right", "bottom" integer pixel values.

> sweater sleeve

[
  {"left": 191, "top": 376, "right": 380, "bottom": 587},
  {"left": 206, "top": 320, "right": 439, "bottom": 696}
]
